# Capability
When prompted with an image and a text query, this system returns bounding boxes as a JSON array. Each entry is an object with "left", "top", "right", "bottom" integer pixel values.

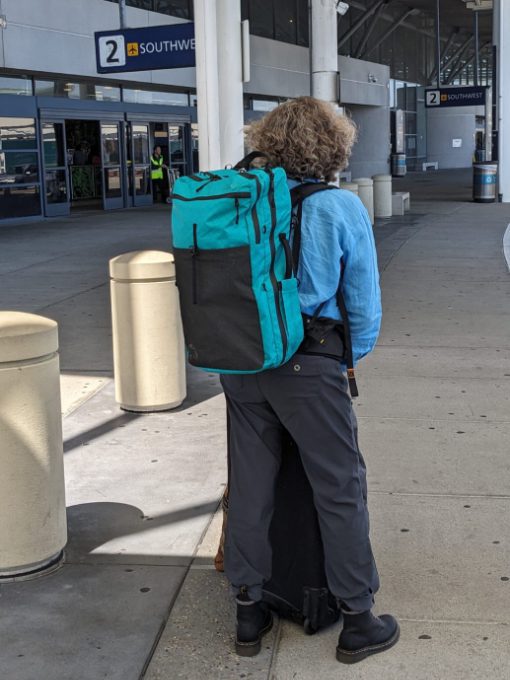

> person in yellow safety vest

[{"left": 151, "top": 146, "right": 168, "bottom": 203}]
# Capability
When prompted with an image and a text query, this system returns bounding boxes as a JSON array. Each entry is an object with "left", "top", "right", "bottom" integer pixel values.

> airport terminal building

[{"left": 0, "top": 0, "right": 500, "bottom": 223}]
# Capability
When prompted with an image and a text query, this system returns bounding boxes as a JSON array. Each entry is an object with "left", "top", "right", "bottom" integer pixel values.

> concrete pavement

[{"left": 0, "top": 171, "right": 509, "bottom": 679}]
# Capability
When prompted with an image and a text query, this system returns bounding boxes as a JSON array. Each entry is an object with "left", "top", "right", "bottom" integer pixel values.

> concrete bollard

[
  {"left": 353, "top": 177, "right": 374, "bottom": 223},
  {"left": 340, "top": 182, "right": 359, "bottom": 196},
  {"left": 109, "top": 251, "right": 186, "bottom": 412},
  {"left": 0, "top": 312, "right": 66, "bottom": 581},
  {"left": 373, "top": 174, "right": 393, "bottom": 218}
]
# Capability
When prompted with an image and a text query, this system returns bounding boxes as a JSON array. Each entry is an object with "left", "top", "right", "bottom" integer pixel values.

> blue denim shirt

[{"left": 289, "top": 180, "right": 382, "bottom": 365}]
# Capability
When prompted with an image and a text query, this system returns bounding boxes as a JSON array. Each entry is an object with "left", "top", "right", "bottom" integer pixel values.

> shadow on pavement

[{"left": 65, "top": 500, "right": 220, "bottom": 560}]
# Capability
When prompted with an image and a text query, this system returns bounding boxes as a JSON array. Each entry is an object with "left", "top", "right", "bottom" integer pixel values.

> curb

[{"left": 504, "top": 223, "right": 510, "bottom": 272}]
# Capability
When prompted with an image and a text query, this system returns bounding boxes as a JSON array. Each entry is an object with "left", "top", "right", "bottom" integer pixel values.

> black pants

[
  {"left": 152, "top": 178, "right": 166, "bottom": 203},
  {"left": 220, "top": 354, "right": 379, "bottom": 612}
]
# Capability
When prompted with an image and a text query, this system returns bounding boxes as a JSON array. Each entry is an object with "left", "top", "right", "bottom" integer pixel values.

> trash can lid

[
  {"left": 0, "top": 312, "right": 58, "bottom": 363},
  {"left": 372, "top": 174, "right": 392, "bottom": 181},
  {"left": 353, "top": 177, "right": 373, "bottom": 186},
  {"left": 109, "top": 250, "right": 175, "bottom": 281}
]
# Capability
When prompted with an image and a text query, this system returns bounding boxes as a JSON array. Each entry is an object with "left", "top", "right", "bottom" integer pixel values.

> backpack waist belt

[
  {"left": 297, "top": 315, "right": 345, "bottom": 360},
  {"left": 297, "top": 314, "right": 358, "bottom": 397}
]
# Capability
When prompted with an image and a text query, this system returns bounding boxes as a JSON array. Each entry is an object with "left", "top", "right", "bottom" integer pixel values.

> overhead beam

[
  {"left": 446, "top": 41, "right": 491, "bottom": 84},
  {"left": 364, "top": 9, "right": 417, "bottom": 58},
  {"left": 355, "top": 1, "right": 389, "bottom": 59},
  {"left": 443, "top": 35, "right": 474, "bottom": 83},
  {"left": 427, "top": 28, "right": 459, "bottom": 83},
  {"left": 338, "top": 0, "right": 387, "bottom": 49}
]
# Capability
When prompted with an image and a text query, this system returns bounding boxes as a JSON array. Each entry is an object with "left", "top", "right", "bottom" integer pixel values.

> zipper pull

[{"left": 235, "top": 197, "right": 240, "bottom": 224}]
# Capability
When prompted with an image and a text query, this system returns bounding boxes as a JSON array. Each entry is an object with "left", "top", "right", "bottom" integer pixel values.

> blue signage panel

[
  {"left": 425, "top": 86, "right": 486, "bottom": 108},
  {"left": 95, "top": 23, "right": 195, "bottom": 74}
]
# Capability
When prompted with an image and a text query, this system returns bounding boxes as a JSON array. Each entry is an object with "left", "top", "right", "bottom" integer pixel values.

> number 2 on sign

[
  {"left": 426, "top": 90, "right": 440, "bottom": 107},
  {"left": 98, "top": 35, "right": 126, "bottom": 68}
]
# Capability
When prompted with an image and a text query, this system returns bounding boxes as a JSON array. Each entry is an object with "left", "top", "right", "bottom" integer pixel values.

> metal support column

[
  {"left": 119, "top": 0, "right": 127, "bottom": 28},
  {"left": 193, "top": 0, "right": 221, "bottom": 170},
  {"left": 311, "top": 0, "right": 339, "bottom": 103},
  {"left": 216, "top": 0, "right": 245, "bottom": 166},
  {"left": 434, "top": 0, "right": 441, "bottom": 88},
  {"left": 497, "top": 0, "right": 510, "bottom": 201},
  {"left": 474, "top": 10, "right": 479, "bottom": 87}
]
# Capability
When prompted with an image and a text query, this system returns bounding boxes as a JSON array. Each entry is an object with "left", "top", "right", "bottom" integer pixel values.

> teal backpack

[{"left": 171, "top": 152, "right": 304, "bottom": 373}]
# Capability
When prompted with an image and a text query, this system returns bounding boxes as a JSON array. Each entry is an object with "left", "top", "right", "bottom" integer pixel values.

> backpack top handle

[{"left": 234, "top": 151, "right": 270, "bottom": 171}]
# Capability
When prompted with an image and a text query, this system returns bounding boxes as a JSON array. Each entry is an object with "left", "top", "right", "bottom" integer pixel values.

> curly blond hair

[{"left": 246, "top": 97, "right": 357, "bottom": 182}]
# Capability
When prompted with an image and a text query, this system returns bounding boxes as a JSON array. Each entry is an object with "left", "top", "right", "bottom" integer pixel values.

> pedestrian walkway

[{"left": 0, "top": 172, "right": 509, "bottom": 679}]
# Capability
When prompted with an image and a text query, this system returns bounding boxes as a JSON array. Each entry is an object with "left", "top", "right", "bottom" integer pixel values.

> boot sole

[
  {"left": 336, "top": 623, "right": 400, "bottom": 664},
  {"left": 235, "top": 615, "right": 274, "bottom": 657}
]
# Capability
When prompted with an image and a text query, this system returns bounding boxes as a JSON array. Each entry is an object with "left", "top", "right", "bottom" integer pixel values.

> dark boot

[
  {"left": 336, "top": 610, "right": 400, "bottom": 664},
  {"left": 235, "top": 594, "right": 273, "bottom": 657}
]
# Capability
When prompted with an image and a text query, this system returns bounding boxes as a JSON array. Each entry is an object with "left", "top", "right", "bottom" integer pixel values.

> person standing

[
  {"left": 221, "top": 97, "right": 399, "bottom": 664},
  {"left": 151, "top": 145, "right": 167, "bottom": 203}
]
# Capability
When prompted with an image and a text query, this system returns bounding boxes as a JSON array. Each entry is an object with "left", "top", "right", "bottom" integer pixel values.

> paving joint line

[
  {"left": 370, "top": 491, "right": 510, "bottom": 499},
  {"left": 357, "top": 416, "right": 510, "bottom": 424},
  {"left": 137, "top": 495, "right": 224, "bottom": 679}
]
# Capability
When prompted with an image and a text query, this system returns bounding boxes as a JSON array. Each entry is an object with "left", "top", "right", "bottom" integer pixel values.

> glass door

[
  {"left": 168, "top": 124, "right": 187, "bottom": 190},
  {"left": 100, "top": 121, "right": 124, "bottom": 210},
  {"left": 131, "top": 123, "right": 152, "bottom": 207},
  {"left": 41, "top": 121, "right": 70, "bottom": 217}
]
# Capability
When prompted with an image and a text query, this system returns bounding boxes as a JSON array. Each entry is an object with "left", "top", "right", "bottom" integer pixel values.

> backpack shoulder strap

[
  {"left": 290, "top": 182, "right": 337, "bottom": 271},
  {"left": 290, "top": 182, "right": 359, "bottom": 398}
]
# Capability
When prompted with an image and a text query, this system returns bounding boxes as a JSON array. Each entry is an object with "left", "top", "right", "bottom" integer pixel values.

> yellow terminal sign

[{"left": 127, "top": 42, "right": 139, "bottom": 57}]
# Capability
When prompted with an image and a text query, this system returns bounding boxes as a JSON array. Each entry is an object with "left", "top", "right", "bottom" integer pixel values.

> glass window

[
  {"left": 132, "top": 124, "right": 150, "bottom": 164},
  {"left": 42, "top": 123, "right": 65, "bottom": 168},
  {"left": 169, "top": 125, "right": 185, "bottom": 164},
  {"left": 297, "top": 0, "right": 309, "bottom": 46},
  {"left": 252, "top": 99, "right": 279, "bottom": 112},
  {"left": 35, "top": 79, "right": 120, "bottom": 101},
  {"left": 126, "top": 1, "right": 153, "bottom": 9},
  {"left": 134, "top": 167, "right": 150, "bottom": 195},
  {"left": 0, "top": 75, "right": 33, "bottom": 96},
  {"left": 94, "top": 85, "right": 121, "bottom": 102},
  {"left": 102, "top": 124, "right": 121, "bottom": 165},
  {"left": 191, "top": 123, "right": 199, "bottom": 173},
  {"left": 249, "top": 0, "right": 274, "bottom": 40},
  {"left": 0, "top": 152, "right": 39, "bottom": 184},
  {"left": 153, "top": 1, "right": 192, "bottom": 17},
  {"left": 104, "top": 168, "right": 122, "bottom": 198},
  {"left": 45, "top": 170, "right": 68, "bottom": 204},
  {"left": 0, "top": 118, "right": 37, "bottom": 150},
  {"left": 0, "top": 186, "right": 41, "bottom": 219},
  {"left": 123, "top": 88, "right": 189, "bottom": 106},
  {"left": 275, "top": 0, "right": 297, "bottom": 44}
]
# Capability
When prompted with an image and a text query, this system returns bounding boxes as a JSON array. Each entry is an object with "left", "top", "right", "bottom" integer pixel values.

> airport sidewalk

[{"left": 1, "top": 171, "right": 509, "bottom": 679}]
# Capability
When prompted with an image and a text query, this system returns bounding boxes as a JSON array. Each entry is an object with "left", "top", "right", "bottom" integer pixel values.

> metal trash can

[
  {"left": 391, "top": 153, "right": 407, "bottom": 177},
  {"left": 0, "top": 312, "right": 67, "bottom": 581},
  {"left": 473, "top": 163, "right": 498, "bottom": 203},
  {"left": 110, "top": 250, "right": 187, "bottom": 412}
]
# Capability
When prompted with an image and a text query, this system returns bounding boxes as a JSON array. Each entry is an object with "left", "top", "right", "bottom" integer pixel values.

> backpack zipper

[
  {"left": 267, "top": 170, "right": 288, "bottom": 361},
  {"left": 243, "top": 172, "right": 262, "bottom": 243},
  {"left": 191, "top": 223, "right": 199, "bottom": 304},
  {"left": 171, "top": 192, "right": 251, "bottom": 201}
]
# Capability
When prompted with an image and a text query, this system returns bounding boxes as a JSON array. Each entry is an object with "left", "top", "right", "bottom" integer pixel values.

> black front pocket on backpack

[{"left": 174, "top": 245, "right": 264, "bottom": 371}]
